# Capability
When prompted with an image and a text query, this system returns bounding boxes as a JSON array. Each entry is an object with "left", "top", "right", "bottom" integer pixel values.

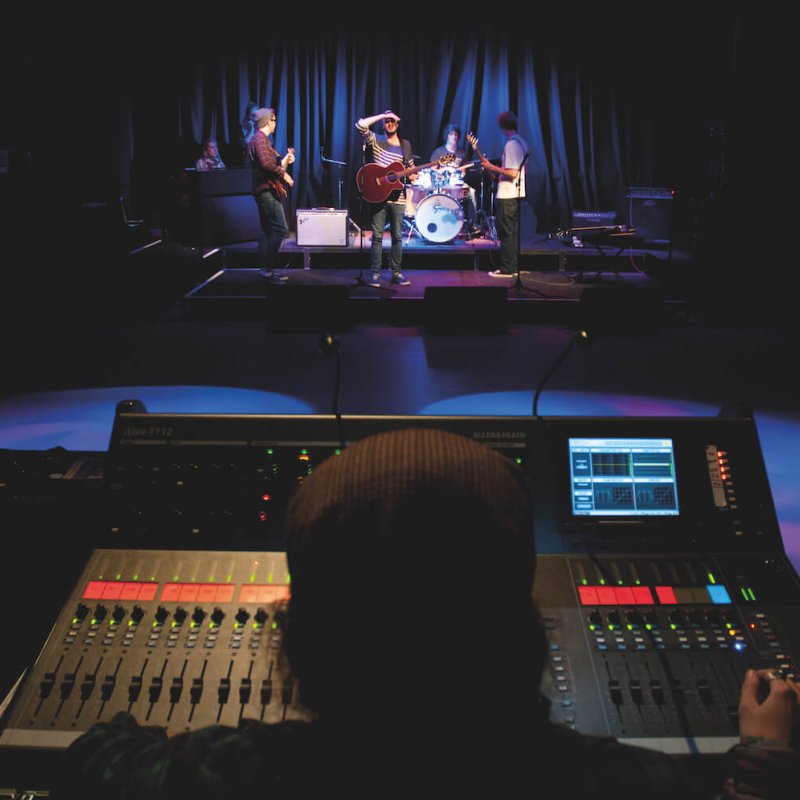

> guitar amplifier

[
  {"left": 626, "top": 188, "right": 674, "bottom": 246},
  {"left": 296, "top": 209, "right": 348, "bottom": 246}
]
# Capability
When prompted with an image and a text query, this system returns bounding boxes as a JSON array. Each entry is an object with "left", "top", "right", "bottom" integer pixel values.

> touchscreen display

[{"left": 569, "top": 437, "right": 679, "bottom": 516}]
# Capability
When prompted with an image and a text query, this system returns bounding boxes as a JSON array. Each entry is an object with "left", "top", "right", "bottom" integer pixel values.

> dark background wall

[{"left": 0, "top": 9, "right": 781, "bottom": 331}]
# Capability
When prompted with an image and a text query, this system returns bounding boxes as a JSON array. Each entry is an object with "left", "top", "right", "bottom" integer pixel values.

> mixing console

[{"left": 1, "top": 409, "right": 797, "bottom": 790}]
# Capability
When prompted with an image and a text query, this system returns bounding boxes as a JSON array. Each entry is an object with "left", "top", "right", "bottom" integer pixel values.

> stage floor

[
  {"left": 216, "top": 230, "right": 686, "bottom": 274},
  {"left": 182, "top": 266, "right": 674, "bottom": 326}
]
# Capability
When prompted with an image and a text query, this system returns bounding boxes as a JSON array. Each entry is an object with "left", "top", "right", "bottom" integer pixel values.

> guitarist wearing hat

[
  {"left": 356, "top": 110, "right": 415, "bottom": 287},
  {"left": 248, "top": 107, "right": 295, "bottom": 282}
]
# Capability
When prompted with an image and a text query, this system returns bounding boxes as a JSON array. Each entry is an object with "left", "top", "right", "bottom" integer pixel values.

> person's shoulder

[{"left": 539, "top": 723, "right": 703, "bottom": 798}]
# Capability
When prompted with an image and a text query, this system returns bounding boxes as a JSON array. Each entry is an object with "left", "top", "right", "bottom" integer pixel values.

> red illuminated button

[
  {"left": 120, "top": 583, "right": 141, "bottom": 601},
  {"left": 215, "top": 585, "right": 235, "bottom": 603},
  {"left": 239, "top": 586, "right": 259, "bottom": 604},
  {"left": 613, "top": 587, "right": 635, "bottom": 606},
  {"left": 578, "top": 586, "right": 600, "bottom": 606},
  {"left": 161, "top": 584, "right": 181, "bottom": 602},
  {"left": 632, "top": 587, "right": 654, "bottom": 605},
  {"left": 655, "top": 586, "right": 678, "bottom": 605},
  {"left": 83, "top": 581, "right": 107, "bottom": 600},
  {"left": 197, "top": 585, "right": 217, "bottom": 603},
  {"left": 138, "top": 584, "right": 158, "bottom": 602},
  {"left": 257, "top": 586, "right": 290, "bottom": 604},
  {"left": 101, "top": 583, "right": 123, "bottom": 600},
  {"left": 596, "top": 587, "right": 617, "bottom": 606},
  {"left": 178, "top": 585, "right": 200, "bottom": 602}
]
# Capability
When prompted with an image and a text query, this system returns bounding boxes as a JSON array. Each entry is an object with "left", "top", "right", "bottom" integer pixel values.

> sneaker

[
  {"left": 258, "top": 269, "right": 289, "bottom": 282},
  {"left": 367, "top": 271, "right": 381, "bottom": 287},
  {"left": 488, "top": 269, "right": 516, "bottom": 278},
  {"left": 391, "top": 272, "right": 411, "bottom": 286}
]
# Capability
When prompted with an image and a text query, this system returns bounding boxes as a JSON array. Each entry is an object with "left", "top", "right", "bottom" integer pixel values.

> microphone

[{"left": 319, "top": 333, "right": 346, "bottom": 450}]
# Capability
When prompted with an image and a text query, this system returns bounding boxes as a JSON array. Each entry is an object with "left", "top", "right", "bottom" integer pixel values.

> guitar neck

[
  {"left": 395, "top": 159, "right": 444, "bottom": 179},
  {"left": 467, "top": 138, "right": 485, "bottom": 162}
]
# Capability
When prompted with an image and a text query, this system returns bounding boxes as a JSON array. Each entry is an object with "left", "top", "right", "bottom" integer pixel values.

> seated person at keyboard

[{"left": 195, "top": 137, "right": 226, "bottom": 172}]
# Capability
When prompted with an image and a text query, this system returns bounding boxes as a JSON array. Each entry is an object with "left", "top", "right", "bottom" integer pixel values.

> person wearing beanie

[
  {"left": 62, "top": 428, "right": 800, "bottom": 798},
  {"left": 247, "top": 107, "right": 295, "bottom": 283}
]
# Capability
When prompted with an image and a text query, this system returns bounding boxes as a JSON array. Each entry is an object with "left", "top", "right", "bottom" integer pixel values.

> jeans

[
  {"left": 496, "top": 197, "right": 520, "bottom": 272},
  {"left": 255, "top": 190, "right": 288, "bottom": 270},
  {"left": 368, "top": 200, "right": 405, "bottom": 272}
]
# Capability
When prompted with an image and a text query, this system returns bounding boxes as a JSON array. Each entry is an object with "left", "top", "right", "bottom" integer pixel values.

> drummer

[
  {"left": 430, "top": 122, "right": 467, "bottom": 167},
  {"left": 430, "top": 123, "right": 478, "bottom": 235}
]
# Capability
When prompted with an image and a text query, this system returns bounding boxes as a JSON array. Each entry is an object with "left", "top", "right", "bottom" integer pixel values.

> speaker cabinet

[
  {"left": 423, "top": 286, "right": 508, "bottom": 333},
  {"left": 627, "top": 189, "right": 674, "bottom": 247},
  {"left": 266, "top": 284, "right": 351, "bottom": 332}
]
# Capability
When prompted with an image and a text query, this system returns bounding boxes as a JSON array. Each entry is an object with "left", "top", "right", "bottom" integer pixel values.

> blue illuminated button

[{"left": 707, "top": 585, "right": 732, "bottom": 604}]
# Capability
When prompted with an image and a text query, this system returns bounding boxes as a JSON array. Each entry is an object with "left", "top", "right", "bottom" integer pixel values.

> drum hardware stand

[
  {"left": 404, "top": 219, "right": 419, "bottom": 244},
  {"left": 473, "top": 171, "right": 497, "bottom": 241}
]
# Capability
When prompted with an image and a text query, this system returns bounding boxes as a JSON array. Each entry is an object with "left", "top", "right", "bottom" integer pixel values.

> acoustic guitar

[{"left": 356, "top": 153, "right": 454, "bottom": 203}]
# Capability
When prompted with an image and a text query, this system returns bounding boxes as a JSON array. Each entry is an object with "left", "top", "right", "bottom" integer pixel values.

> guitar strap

[{"left": 401, "top": 138, "right": 413, "bottom": 168}]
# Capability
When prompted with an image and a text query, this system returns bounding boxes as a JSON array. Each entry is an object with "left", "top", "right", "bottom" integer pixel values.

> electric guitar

[
  {"left": 356, "top": 153, "right": 454, "bottom": 203},
  {"left": 466, "top": 132, "right": 500, "bottom": 183},
  {"left": 465, "top": 132, "right": 486, "bottom": 162},
  {"left": 269, "top": 147, "right": 296, "bottom": 198}
]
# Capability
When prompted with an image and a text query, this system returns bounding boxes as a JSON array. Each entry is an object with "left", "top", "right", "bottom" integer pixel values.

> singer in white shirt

[{"left": 481, "top": 111, "right": 528, "bottom": 277}]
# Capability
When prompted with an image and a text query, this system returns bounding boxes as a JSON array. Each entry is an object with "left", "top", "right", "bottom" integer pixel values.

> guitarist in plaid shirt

[{"left": 248, "top": 107, "right": 295, "bottom": 282}]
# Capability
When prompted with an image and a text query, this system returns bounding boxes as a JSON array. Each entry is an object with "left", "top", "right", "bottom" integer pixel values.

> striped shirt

[{"left": 356, "top": 123, "right": 414, "bottom": 203}]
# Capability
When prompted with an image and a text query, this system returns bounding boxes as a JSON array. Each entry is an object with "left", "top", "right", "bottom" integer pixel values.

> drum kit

[{"left": 403, "top": 164, "right": 492, "bottom": 244}]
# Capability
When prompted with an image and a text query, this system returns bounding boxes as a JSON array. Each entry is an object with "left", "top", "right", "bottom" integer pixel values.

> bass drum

[{"left": 415, "top": 193, "right": 464, "bottom": 243}]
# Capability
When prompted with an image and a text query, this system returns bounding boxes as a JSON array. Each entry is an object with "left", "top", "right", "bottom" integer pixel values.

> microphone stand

[
  {"left": 320, "top": 148, "right": 348, "bottom": 210},
  {"left": 511, "top": 151, "right": 547, "bottom": 298},
  {"left": 319, "top": 333, "right": 346, "bottom": 451},
  {"left": 532, "top": 329, "right": 590, "bottom": 418},
  {"left": 321, "top": 147, "right": 365, "bottom": 285}
]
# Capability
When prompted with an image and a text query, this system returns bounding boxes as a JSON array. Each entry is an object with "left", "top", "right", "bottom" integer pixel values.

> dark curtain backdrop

[
  {"left": 5, "top": 12, "right": 753, "bottom": 243},
  {"left": 88, "top": 16, "right": 743, "bottom": 237}
]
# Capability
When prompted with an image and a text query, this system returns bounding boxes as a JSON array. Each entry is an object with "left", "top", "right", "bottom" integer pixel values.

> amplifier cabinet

[
  {"left": 627, "top": 188, "right": 674, "bottom": 246},
  {"left": 296, "top": 209, "right": 348, "bottom": 246}
]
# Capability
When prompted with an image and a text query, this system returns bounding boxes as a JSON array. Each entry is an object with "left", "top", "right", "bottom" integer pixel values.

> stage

[{"left": 175, "top": 229, "right": 689, "bottom": 325}]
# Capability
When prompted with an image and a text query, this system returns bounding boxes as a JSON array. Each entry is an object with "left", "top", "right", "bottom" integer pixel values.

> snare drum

[
  {"left": 415, "top": 193, "right": 464, "bottom": 243},
  {"left": 439, "top": 166, "right": 469, "bottom": 200},
  {"left": 415, "top": 169, "right": 435, "bottom": 190}
]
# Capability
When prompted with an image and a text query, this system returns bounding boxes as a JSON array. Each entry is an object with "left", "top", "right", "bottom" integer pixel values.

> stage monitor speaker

[
  {"left": 578, "top": 286, "right": 664, "bottom": 335},
  {"left": 423, "top": 286, "right": 508, "bottom": 333},
  {"left": 627, "top": 188, "right": 674, "bottom": 247},
  {"left": 266, "top": 284, "right": 351, "bottom": 332}
]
